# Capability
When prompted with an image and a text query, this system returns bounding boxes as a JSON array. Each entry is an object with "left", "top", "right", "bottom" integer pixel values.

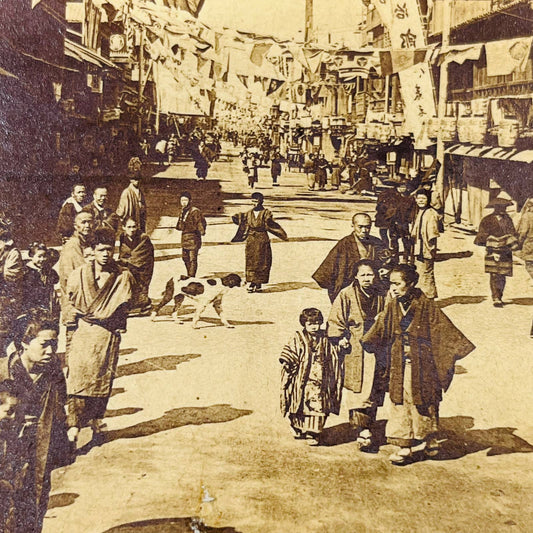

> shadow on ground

[
  {"left": 48, "top": 492, "right": 79, "bottom": 509},
  {"left": 509, "top": 298, "right": 533, "bottom": 306},
  {"left": 437, "top": 295, "right": 486, "bottom": 308},
  {"left": 119, "top": 348, "right": 138, "bottom": 357},
  {"left": 103, "top": 404, "right": 252, "bottom": 443},
  {"left": 261, "top": 281, "right": 320, "bottom": 293},
  {"left": 320, "top": 420, "right": 387, "bottom": 449},
  {"left": 105, "top": 407, "right": 143, "bottom": 418},
  {"left": 103, "top": 517, "right": 240, "bottom": 532},
  {"left": 437, "top": 416, "right": 533, "bottom": 459},
  {"left": 116, "top": 354, "right": 201, "bottom": 378},
  {"left": 436, "top": 251, "right": 474, "bottom": 262}
]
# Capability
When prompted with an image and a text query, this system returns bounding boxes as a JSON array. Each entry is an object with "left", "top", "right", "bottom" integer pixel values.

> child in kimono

[{"left": 280, "top": 308, "right": 343, "bottom": 445}]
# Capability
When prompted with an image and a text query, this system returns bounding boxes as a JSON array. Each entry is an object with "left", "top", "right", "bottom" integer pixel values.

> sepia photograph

[{"left": 0, "top": 0, "right": 532, "bottom": 531}]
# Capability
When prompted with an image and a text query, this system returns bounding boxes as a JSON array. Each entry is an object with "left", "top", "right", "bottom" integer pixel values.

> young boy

[{"left": 280, "top": 308, "right": 344, "bottom": 445}]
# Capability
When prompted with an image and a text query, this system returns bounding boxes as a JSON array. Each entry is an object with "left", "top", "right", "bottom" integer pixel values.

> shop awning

[
  {"left": 65, "top": 39, "right": 118, "bottom": 69},
  {"left": 445, "top": 144, "right": 533, "bottom": 163}
]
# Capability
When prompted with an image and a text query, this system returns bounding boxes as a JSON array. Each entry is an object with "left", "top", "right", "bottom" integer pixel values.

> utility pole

[
  {"left": 138, "top": 27, "right": 145, "bottom": 136},
  {"left": 305, "top": 0, "right": 313, "bottom": 43},
  {"left": 436, "top": 0, "right": 451, "bottom": 204}
]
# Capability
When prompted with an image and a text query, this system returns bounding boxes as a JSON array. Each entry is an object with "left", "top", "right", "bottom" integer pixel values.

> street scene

[{"left": 1, "top": 0, "right": 533, "bottom": 532}]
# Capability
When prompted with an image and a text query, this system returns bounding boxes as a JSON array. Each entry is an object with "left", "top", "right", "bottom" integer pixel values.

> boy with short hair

[{"left": 280, "top": 308, "right": 344, "bottom": 445}]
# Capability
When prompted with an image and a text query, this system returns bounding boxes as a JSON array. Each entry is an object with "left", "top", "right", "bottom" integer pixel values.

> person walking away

[
  {"left": 56, "top": 184, "right": 87, "bottom": 243},
  {"left": 303, "top": 153, "right": 316, "bottom": 190},
  {"left": 118, "top": 218, "right": 154, "bottom": 316},
  {"left": 374, "top": 180, "right": 398, "bottom": 248},
  {"left": 362, "top": 264, "right": 475, "bottom": 465},
  {"left": 280, "top": 308, "right": 343, "bottom": 446},
  {"left": 270, "top": 151, "right": 283, "bottom": 187},
  {"left": 474, "top": 197, "right": 518, "bottom": 307},
  {"left": 312, "top": 213, "right": 387, "bottom": 302},
  {"left": 314, "top": 153, "right": 331, "bottom": 191},
  {"left": 175, "top": 192, "right": 207, "bottom": 277},
  {"left": 116, "top": 157, "right": 147, "bottom": 233},
  {"left": 231, "top": 192, "right": 288, "bottom": 293},
  {"left": 411, "top": 189, "right": 440, "bottom": 299},
  {"left": 22, "top": 243, "right": 60, "bottom": 322},
  {"left": 328, "top": 260, "right": 386, "bottom": 451},
  {"left": 391, "top": 181, "right": 416, "bottom": 263},
  {"left": 65, "top": 229, "right": 134, "bottom": 447},
  {"left": 242, "top": 151, "right": 259, "bottom": 189},
  {"left": 0, "top": 218, "right": 24, "bottom": 357},
  {"left": 330, "top": 151, "right": 343, "bottom": 190}
]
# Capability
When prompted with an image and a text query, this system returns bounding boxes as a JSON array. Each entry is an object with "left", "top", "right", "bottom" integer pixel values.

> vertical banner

[
  {"left": 398, "top": 62, "right": 436, "bottom": 139},
  {"left": 373, "top": 0, "right": 426, "bottom": 48}
]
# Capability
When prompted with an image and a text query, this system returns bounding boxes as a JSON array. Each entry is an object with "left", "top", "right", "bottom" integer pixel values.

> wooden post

[
  {"left": 137, "top": 27, "right": 145, "bottom": 136},
  {"left": 305, "top": 0, "right": 313, "bottom": 43},
  {"left": 436, "top": 0, "right": 451, "bottom": 203}
]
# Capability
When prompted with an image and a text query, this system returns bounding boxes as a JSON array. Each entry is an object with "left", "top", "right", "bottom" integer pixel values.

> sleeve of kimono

[
  {"left": 265, "top": 211, "right": 288, "bottom": 241},
  {"left": 56, "top": 204, "right": 74, "bottom": 238},
  {"left": 197, "top": 210, "right": 207, "bottom": 236},
  {"left": 279, "top": 334, "right": 301, "bottom": 372},
  {"left": 3, "top": 249, "right": 24, "bottom": 284},
  {"left": 474, "top": 218, "right": 489, "bottom": 246},
  {"left": 327, "top": 292, "right": 350, "bottom": 340},
  {"left": 115, "top": 190, "right": 129, "bottom": 221},
  {"left": 428, "top": 210, "right": 441, "bottom": 239},
  {"left": 361, "top": 307, "right": 389, "bottom": 354},
  {"left": 517, "top": 214, "right": 530, "bottom": 248},
  {"left": 312, "top": 242, "right": 341, "bottom": 290}
]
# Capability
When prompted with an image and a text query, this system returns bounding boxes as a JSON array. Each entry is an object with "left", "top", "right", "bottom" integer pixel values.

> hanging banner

[
  {"left": 398, "top": 62, "right": 436, "bottom": 139},
  {"left": 372, "top": 0, "right": 426, "bottom": 49}
]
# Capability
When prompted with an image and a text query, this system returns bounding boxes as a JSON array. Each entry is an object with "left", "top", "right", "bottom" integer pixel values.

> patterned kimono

[
  {"left": 231, "top": 208, "right": 287, "bottom": 284},
  {"left": 280, "top": 330, "right": 343, "bottom": 434}
]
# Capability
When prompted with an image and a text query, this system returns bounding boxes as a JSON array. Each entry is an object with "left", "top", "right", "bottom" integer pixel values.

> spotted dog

[{"left": 151, "top": 274, "right": 242, "bottom": 328}]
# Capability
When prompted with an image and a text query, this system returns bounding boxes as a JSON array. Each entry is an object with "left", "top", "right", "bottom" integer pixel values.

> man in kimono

[
  {"left": 362, "top": 264, "right": 475, "bottom": 465},
  {"left": 116, "top": 157, "right": 147, "bottom": 233},
  {"left": 474, "top": 197, "right": 518, "bottom": 307},
  {"left": 411, "top": 189, "right": 441, "bottom": 299},
  {"left": 313, "top": 213, "right": 386, "bottom": 302},
  {"left": 175, "top": 192, "right": 207, "bottom": 277},
  {"left": 56, "top": 184, "right": 87, "bottom": 243},
  {"left": 0, "top": 218, "right": 24, "bottom": 357},
  {"left": 231, "top": 192, "right": 288, "bottom": 293},
  {"left": 118, "top": 217, "right": 154, "bottom": 315},
  {"left": 58, "top": 211, "right": 94, "bottom": 358},
  {"left": 328, "top": 259, "right": 386, "bottom": 451},
  {"left": 82, "top": 186, "right": 119, "bottom": 233},
  {"left": 65, "top": 229, "right": 134, "bottom": 446},
  {"left": 0, "top": 309, "right": 69, "bottom": 531}
]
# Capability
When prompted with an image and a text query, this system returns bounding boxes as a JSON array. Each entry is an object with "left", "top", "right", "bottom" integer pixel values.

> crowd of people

[{"left": 0, "top": 139, "right": 532, "bottom": 530}]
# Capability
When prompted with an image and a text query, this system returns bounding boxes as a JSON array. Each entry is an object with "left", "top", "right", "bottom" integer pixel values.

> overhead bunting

[{"left": 267, "top": 79, "right": 285, "bottom": 96}]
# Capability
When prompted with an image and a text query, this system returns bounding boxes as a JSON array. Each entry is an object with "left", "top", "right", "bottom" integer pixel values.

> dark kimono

[
  {"left": 118, "top": 231, "right": 154, "bottom": 309},
  {"left": 0, "top": 244, "right": 24, "bottom": 343},
  {"left": 176, "top": 206, "right": 207, "bottom": 251},
  {"left": 56, "top": 197, "right": 83, "bottom": 241},
  {"left": 0, "top": 351, "right": 69, "bottom": 532},
  {"left": 22, "top": 263, "right": 60, "bottom": 322},
  {"left": 312, "top": 234, "right": 386, "bottom": 302},
  {"left": 280, "top": 330, "right": 343, "bottom": 432},
  {"left": 116, "top": 184, "right": 147, "bottom": 233},
  {"left": 231, "top": 208, "right": 288, "bottom": 284},
  {"left": 474, "top": 213, "right": 517, "bottom": 276}
]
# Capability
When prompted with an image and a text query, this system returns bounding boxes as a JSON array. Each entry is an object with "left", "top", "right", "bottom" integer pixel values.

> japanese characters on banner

[
  {"left": 372, "top": 0, "right": 426, "bottom": 49},
  {"left": 398, "top": 62, "right": 436, "bottom": 139}
]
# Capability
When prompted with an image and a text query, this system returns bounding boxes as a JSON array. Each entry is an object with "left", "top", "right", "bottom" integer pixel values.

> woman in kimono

[
  {"left": 280, "top": 308, "right": 343, "bottom": 445},
  {"left": 362, "top": 264, "right": 475, "bottom": 465},
  {"left": 118, "top": 217, "right": 154, "bottom": 316},
  {"left": 231, "top": 192, "right": 288, "bottom": 293},
  {"left": 327, "top": 259, "right": 386, "bottom": 451},
  {"left": 474, "top": 197, "right": 518, "bottom": 307}
]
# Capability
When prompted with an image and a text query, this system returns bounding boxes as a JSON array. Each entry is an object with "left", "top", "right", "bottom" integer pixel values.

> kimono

[
  {"left": 176, "top": 206, "right": 207, "bottom": 251},
  {"left": 270, "top": 157, "right": 283, "bottom": 184},
  {"left": 362, "top": 289, "right": 475, "bottom": 446},
  {"left": 116, "top": 183, "right": 147, "bottom": 233},
  {"left": 328, "top": 283, "right": 386, "bottom": 429},
  {"left": 231, "top": 208, "right": 288, "bottom": 284},
  {"left": 280, "top": 330, "right": 343, "bottom": 433},
  {"left": 314, "top": 157, "right": 331, "bottom": 189},
  {"left": 330, "top": 155, "right": 343, "bottom": 188},
  {"left": 82, "top": 203, "right": 119, "bottom": 233},
  {"left": 0, "top": 351, "right": 69, "bottom": 532},
  {"left": 56, "top": 197, "right": 83, "bottom": 241},
  {"left": 312, "top": 234, "right": 386, "bottom": 302},
  {"left": 22, "top": 262, "right": 60, "bottom": 321},
  {"left": 474, "top": 213, "right": 517, "bottom": 276},
  {"left": 0, "top": 243, "right": 23, "bottom": 345},
  {"left": 118, "top": 231, "right": 154, "bottom": 310},
  {"left": 66, "top": 261, "right": 134, "bottom": 427}
]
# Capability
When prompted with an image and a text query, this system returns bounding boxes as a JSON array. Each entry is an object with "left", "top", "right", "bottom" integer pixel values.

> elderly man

[
  {"left": 56, "top": 184, "right": 87, "bottom": 242},
  {"left": 116, "top": 157, "right": 147, "bottom": 233},
  {"left": 313, "top": 213, "right": 387, "bottom": 302},
  {"left": 82, "top": 186, "right": 119, "bottom": 232}
]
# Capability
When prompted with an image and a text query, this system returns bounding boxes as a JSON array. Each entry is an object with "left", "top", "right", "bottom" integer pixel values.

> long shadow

[
  {"left": 181, "top": 317, "right": 275, "bottom": 328},
  {"left": 509, "top": 298, "right": 533, "bottom": 306},
  {"left": 116, "top": 354, "right": 201, "bottom": 378},
  {"left": 104, "top": 517, "right": 241, "bottom": 532},
  {"left": 48, "top": 492, "right": 79, "bottom": 510},
  {"left": 105, "top": 407, "right": 143, "bottom": 418},
  {"left": 103, "top": 404, "right": 252, "bottom": 443},
  {"left": 320, "top": 420, "right": 387, "bottom": 449},
  {"left": 262, "top": 281, "right": 321, "bottom": 293},
  {"left": 437, "top": 295, "right": 486, "bottom": 308},
  {"left": 435, "top": 250, "right": 473, "bottom": 262},
  {"left": 110, "top": 387, "right": 126, "bottom": 398},
  {"left": 437, "top": 416, "right": 533, "bottom": 459},
  {"left": 119, "top": 348, "right": 138, "bottom": 357}
]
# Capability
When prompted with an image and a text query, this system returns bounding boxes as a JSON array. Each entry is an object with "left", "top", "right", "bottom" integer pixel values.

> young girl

[
  {"left": 280, "top": 308, "right": 344, "bottom": 445},
  {"left": 22, "top": 243, "right": 60, "bottom": 322}
]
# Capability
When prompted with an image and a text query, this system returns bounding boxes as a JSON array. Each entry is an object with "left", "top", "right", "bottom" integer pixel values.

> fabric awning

[
  {"left": 65, "top": 39, "right": 118, "bottom": 69},
  {"left": 445, "top": 144, "right": 533, "bottom": 163}
]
